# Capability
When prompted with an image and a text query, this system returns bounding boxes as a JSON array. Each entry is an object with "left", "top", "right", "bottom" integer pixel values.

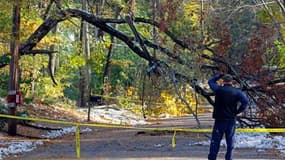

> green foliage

[
  {"left": 90, "top": 42, "right": 107, "bottom": 74},
  {"left": 109, "top": 0, "right": 126, "bottom": 8},
  {"left": 169, "top": 2, "right": 200, "bottom": 37},
  {"left": 109, "top": 59, "right": 134, "bottom": 86},
  {"left": 0, "top": 54, "right": 10, "bottom": 68},
  {"left": 63, "top": 85, "right": 79, "bottom": 101},
  {"left": 257, "top": 4, "right": 284, "bottom": 23},
  {"left": 0, "top": 1, "right": 12, "bottom": 36},
  {"left": 274, "top": 41, "right": 285, "bottom": 67},
  {"left": 0, "top": 72, "right": 8, "bottom": 97},
  {"left": 0, "top": 102, "right": 7, "bottom": 130}
]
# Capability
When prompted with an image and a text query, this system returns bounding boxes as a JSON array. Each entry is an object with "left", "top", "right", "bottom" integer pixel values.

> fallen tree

[{"left": 0, "top": 5, "right": 284, "bottom": 128}]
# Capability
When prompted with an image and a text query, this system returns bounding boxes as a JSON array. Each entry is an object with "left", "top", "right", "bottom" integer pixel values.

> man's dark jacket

[{"left": 208, "top": 74, "right": 249, "bottom": 120}]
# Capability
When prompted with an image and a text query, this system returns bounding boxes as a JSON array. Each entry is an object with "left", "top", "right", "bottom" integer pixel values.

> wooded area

[{"left": 0, "top": 0, "right": 285, "bottom": 133}]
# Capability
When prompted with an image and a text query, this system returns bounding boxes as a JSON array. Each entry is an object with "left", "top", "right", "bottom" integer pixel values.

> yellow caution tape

[
  {"left": 75, "top": 125, "right": 80, "bottom": 158},
  {"left": 1, "top": 113, "right": 285, "bottom": 133},
  {"left": 0, "top": 114, "right": 211, "bottom": 132},
  {"left": 172, "top": 130, "right": 177, "bottom": 148},
  {"left": 236, "top": 128, "right": 285, "bottom": 133},
  {"left": 2, "top": 113, "right": 285, "bottom": 158}
]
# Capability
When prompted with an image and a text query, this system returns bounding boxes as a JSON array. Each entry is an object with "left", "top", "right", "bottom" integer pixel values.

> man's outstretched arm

[{"left": 208, "top": 74, "right": 223, "bottom": 92}]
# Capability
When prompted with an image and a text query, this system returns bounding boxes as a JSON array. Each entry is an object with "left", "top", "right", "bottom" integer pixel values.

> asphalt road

[{"left": 5, "top": 114, "right": 283, "bottom": 160}]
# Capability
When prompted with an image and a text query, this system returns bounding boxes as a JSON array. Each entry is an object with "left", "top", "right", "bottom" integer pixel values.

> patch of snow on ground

[
  {"left": 190, "top": 132, "right": 285, "bottom": 154},
  {"left": 0, "top": 141, "right": 43, "bottom": 159},
  {"left": 235, "top": 133, "right": 274, "bottom": 149},
  {"left": 42, "top": 127, "right": 92, "bottom": 139},
  {"left": 0, "top": 127, "right": 92, "bottom": 159},
  {"left": 0, "top": 104, "right": 146, "bottom": 159},
  {"left": 77, "top": 104, "right": 149, "bottom": 125},
  {"left": 274, "top": 136, "right": 285, "bottom": 154}
]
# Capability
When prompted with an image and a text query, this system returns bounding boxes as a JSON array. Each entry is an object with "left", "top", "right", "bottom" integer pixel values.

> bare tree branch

[{"left": 125, "top": 15, "right": 153, "bottom": 63}]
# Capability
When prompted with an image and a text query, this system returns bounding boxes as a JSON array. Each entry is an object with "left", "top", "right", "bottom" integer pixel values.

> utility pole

[
  {"left": 200, "top": 0, "right": 204, "bottom": 39},
  {"left": 152, "top": 0, "right": 157, "bottom": 58},
  {"left": 8, "top": 0, "right": 21, "bottom": 136}
]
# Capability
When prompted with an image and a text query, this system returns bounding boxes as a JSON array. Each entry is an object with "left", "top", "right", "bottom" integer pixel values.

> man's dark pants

[{"left": 208, "top": 119, "right": 236, "bottom": 160}]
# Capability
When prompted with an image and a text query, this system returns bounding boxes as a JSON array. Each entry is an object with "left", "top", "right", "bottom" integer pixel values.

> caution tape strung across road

[
  {"left": 1, "top": 113, "right": 285, "bottom": 159},
  {"left": 2, "top": 114, "right": 285, "bottom": 133}
]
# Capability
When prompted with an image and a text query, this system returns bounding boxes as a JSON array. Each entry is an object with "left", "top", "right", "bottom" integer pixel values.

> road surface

[{"left": 5, "top": 114, "right": 283, "bottom": 160}]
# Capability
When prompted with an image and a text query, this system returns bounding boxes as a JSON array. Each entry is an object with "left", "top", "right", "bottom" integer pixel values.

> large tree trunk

[
  {"left": 79, "top": 0, "right": 91, "bottom": 108},
  {"left": 100, "top": 6, "right": 121, "bottom": 95},
  {"left": 8, "top": 0, "right": 21, "bottom": 136}
]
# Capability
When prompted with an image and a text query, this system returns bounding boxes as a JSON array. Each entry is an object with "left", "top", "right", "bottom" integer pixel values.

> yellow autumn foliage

[
  {"left": 184, "top": 2, "right": 200, "bottom": 27},
  {"left": 21, "top": 17, "right": 63, "bottom": 48},
  {"left": 160, "top": 91, "right": 198, "bottom": 116},
  {"left": 116, "top": 85, "right": 207, "bottom": 117},
  {"left": 21, "top": 17, "right": 42, "bottom": 40}
]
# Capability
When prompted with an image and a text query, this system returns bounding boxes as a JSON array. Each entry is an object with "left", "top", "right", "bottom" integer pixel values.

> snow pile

[
  {"left": 273, "top": 136, "right": 285, "bottom": 154},
  {"left": 235, "top": 133, "right": 274, "bottom": 149},
  {"left": 0, "top": 127, "right": 92, "bottom": 159},
  {"left": 77, "top": 105, "right": 149, "bottom": 125},
  {"left": 43, "top": 127, "right": 92, "bottom": 139},
  {"left": 190, "top": 132, "right": 285, "bottom": 153},
  {"left": 0, "top": 141, "right": 43, "bottom": 159}
]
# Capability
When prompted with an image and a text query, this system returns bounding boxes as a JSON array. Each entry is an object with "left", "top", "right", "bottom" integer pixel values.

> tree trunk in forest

[
  {"left": 100, "top": 36, "right": 113, "bottom": 96},
  {"left": 152, "top": 0, "right": 158, "bottom": 58},
  {"left": 31, "top": 56, "right": 35, "bottom": 99},
  {"left": 79, "top": 0, "right": 91, "bottom": 108},
  {"left": 100, "top": 6, "right": 121, "bottom": 95},
  {"left": 8, "top": 0, "right": 21, "bottom": 136}
]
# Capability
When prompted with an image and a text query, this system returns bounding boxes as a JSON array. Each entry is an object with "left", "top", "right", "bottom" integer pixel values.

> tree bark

[
  {"left": 79, "top": 0, "right": 91, "bottom": 108},
  {"left": 100, "top": 6, "right": 121, "bottom": 96},
  {"left": 8, "top": 0, "right": 21, "bottom": 136}
]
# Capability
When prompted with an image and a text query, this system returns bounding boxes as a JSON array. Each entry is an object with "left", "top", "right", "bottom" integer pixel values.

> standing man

[{"left": 208, "top": 74, "right": 249, "bottom": 160}]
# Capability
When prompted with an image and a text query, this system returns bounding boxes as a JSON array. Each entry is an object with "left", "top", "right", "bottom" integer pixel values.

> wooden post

[
  {"left": 8, "top": 0, "right": 21, "bottom": 136},
  {"left": 152, "top": 0, "right": 157, "bottom": 58}
]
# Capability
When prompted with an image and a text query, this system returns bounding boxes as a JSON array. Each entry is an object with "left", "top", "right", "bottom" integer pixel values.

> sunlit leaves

[
  {"left": 70, "top": 55, "right": 86, "bottom": 67},
  {"left": 109, "top": 0, "right": 126, "bottom": 9},
  {"left": 34, "top": 77, "right": 66, "bottom": 100},
  {"left": 275, "top": 41, "right": 285, "bottom": 67},
  {"left": 90, "top": 41, "right": 107, "bottom": 74},
  {"left": 163, "top": 1, "right": 201, "bottom": 38},
  {"left": 0, "top": 1, "right": 12, "bottom": 42},
  {"left": 39, "top": 35, "right": 63, "bottom": 48}
]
